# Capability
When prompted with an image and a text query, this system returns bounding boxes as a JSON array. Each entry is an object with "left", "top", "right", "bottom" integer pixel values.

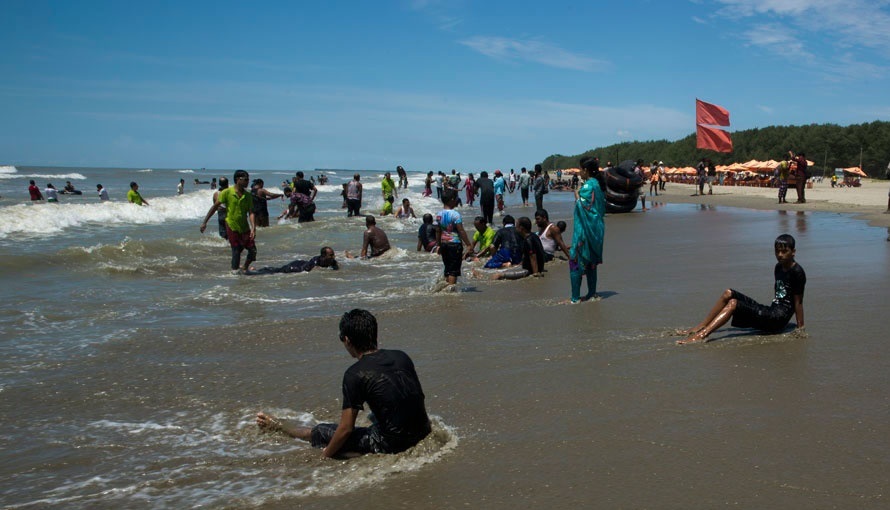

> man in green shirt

[
  {"left": 127, "top": 182, "right": 149, "bottom": 206},
  {"left": 468, "top": 216, "right": 495, "bottom": 260},
  {"left": 200, "top": 169, "right": 257, "bottom": 272}
]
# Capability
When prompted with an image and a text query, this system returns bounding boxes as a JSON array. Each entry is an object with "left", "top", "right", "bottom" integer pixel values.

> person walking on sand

[
  {"left": 776, "top": 155, "right": 791, "bottom": 204},
  {"left": 199, "top": 169, "right": 257, "bottom": 273},
  {"left": 256, "top": 309, "right": 432, "bottom": 457},
  {"left": 127, "top": 181, "right": 149, "bottom": 206},
  {"left": 790, "top": 151, "right": 808, "bottom": 203},
  {"left": 678, "top": 234, "right": 805, "bottom": 344},
  {"left": 566, "top": 158, "right": 605, "bottom": 304}
]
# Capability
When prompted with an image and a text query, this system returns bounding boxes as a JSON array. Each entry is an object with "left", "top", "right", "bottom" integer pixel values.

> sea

[{"left": 1, "top": 165, "right": 888, "bottom": 509}]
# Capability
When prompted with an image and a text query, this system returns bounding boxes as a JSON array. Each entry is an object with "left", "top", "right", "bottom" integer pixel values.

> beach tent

[{"left": 843, "top": 167, "right": 867, "bottom": 177}]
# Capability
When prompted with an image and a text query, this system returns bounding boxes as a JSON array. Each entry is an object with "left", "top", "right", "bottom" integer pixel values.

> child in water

[{"left": 678, "top": 234, "right": 806, "bottom": 344}]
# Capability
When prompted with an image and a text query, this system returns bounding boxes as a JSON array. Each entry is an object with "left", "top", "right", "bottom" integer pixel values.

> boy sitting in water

[
  {"left": 678, "top": 234, "right": 806, "bottom": 344},
  {"left": 257, "top": 309, "right": 432, "bottom": 457}
]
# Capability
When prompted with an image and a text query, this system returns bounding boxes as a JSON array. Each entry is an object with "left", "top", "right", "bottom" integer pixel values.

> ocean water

[{"left": 1, "top": 166, "right": 888, "bottom": 508}]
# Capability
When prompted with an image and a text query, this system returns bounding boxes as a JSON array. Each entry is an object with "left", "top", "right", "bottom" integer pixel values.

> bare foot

[{"left": 256, "top": 412, "right": 282, "bottom": 432}]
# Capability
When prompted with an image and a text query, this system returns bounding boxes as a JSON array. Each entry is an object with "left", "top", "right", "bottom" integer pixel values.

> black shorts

[
  {"left": 440, "top": 242, "right": 463, "bottom": 277},
  {"left": 311, "top": 423, "right": 385, "bottom": 454},
  {"left": 730, "top": 289, "right": 793, "bottom": 332},
  {"left": 310, "top": 423, "right": 422, "bottom": 454}
]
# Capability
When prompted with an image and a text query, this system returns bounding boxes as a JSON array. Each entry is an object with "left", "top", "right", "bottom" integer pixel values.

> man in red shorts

[{"left": 199, "top": 169, "right": 257, "bottom": 273}]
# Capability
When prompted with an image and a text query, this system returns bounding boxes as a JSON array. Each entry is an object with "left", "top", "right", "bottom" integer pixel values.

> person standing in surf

[
  {"left": 199, "top": 169, "right": 257, "bottom": 273},
  {"left": 127, "top": 182, "right": 149, "bottom": 206},
  {"left": 434, "top": 189, "right": 472, "bottom": 289},
  {"left": 566, "top": 157, "right": 605, "bottom": 304},
  {"left": 28, "top": 180, "right": 44, "bottom": 201},
  {"left": 256, "top": 309, "right": 432, "bottom": 457}
]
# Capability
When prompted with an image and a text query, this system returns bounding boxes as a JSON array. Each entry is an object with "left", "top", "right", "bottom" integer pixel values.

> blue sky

[{"left": 2, "top": 0, "right": 889, "bottom": 170}]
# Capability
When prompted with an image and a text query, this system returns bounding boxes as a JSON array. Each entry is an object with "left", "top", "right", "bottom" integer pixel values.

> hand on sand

[
  {"left": 676, "top": 332, "right": 706, "bottom": 345},
  {"left": 790, "top": 326, "right": 808, "bottom": 339},
  {"left": 256, "top": 412, "right": 282, "bottom": 432}
]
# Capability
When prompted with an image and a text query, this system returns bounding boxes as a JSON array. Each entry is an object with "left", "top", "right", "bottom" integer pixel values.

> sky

[{"left": 2, "top": 0, "right": 889, "bottom": 171}]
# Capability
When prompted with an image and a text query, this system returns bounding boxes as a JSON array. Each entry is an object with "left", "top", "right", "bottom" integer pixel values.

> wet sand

[
  {"left": 4, "top": 176, "right": 888, "bottom": 508},
  {"left": 254, "top": 190, "right": 889, "bottom": 509},
  {"left": 651, "top": 178, "right": 890, "bottom": 227}
]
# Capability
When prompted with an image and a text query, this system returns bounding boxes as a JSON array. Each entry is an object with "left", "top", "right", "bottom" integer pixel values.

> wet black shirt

[
  {"left": 772, "top": 262, "right": 806, "bottom": 309},
  {"left": 341, "top": 349, "right": 431, "bottom": 448},
  {"left": 475, "top": 177, "right": 494, "bottom": 200},
  {"left": 522, "top": 233, "right": 546, "bottom": 273}
]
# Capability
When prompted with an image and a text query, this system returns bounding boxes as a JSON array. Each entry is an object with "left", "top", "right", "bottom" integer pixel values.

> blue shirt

[
  {"left": 493, "top": 176, "right": 506, "bottom": 195},
  {"left": 434, "top": 208, "right": 463, "bottom": 244}
]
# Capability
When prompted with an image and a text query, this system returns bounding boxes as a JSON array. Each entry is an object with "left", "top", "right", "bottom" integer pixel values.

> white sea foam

[
  {"left": 0, "top": 190, "right": 213, "bottom": 238},
  {"left": 14, "top": 408, "right": 457, "bottom": 508},
  {"left": 0, "top": 164, "right": 87, "bottom": 180}
]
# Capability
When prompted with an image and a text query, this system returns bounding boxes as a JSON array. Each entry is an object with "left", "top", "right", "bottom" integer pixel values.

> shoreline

[{"left": 629, "top": 179, "right": 890, "bottom": 228}]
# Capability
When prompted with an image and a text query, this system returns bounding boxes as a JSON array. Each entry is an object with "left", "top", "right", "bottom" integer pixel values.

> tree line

[{"left": 542, "top": 121, "right": 890, "bottom": 178}]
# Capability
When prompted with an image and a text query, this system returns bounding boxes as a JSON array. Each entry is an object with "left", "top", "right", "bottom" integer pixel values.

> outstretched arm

[{"left": 199, "top": 196, "right": 221, "bottom": 233}]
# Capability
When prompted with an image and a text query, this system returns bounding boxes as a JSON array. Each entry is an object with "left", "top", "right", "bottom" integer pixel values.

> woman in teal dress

[{"left": 569, "top": 158, "right": 605, "bottom": 303}]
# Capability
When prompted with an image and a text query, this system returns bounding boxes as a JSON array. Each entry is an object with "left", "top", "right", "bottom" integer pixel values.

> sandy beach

[
  {"left": 3, "top": 167, "right": 889, "bottom": 509},
  {"left": 649, "top": 178, "right": 890, "bottom": 227}
]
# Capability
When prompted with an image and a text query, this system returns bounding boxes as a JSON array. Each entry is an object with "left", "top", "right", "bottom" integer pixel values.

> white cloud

[
  {"left": 757, "top": 105, "right": 774, "bottom": 114},
  {"left": 459, "top": 36, "right": 608, "bottom": 72},
  {"left": 711, "top": 0, "right": 890, "bottom": 77}
]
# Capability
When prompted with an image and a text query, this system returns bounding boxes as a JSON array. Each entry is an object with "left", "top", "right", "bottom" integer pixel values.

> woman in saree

[
  {"left": 463, "top": 173, "right": 476, "bottom": 207},
  {"left": 568, "top": 158, "right": 605, "bottom": 303}
]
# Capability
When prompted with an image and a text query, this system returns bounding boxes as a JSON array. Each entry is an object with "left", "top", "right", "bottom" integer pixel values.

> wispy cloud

[
  {"left": 459, "top": 36, "right": 607, "bottom": 72},
  {"left": 757, "top": 105, "right": 774, "bottom": 114},
  {"left": 711, "top": 0, "right": 890, "bottom": 78},
  {"left": 406, "top": 0, "right": 463, "bottom": 31}
]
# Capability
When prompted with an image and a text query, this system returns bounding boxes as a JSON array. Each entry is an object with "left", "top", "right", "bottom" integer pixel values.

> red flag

[
  {"left": 696, "top": 99, "right": 730, "bottom": 127},
  {"left": 696, "top": 125, "right": 733, "bottom": 153}
]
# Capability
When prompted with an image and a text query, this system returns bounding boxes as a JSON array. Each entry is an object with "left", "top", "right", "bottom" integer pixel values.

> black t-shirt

[
  {"left": 521, "top": 233, "right": 545, "bottom": 273},
  {"left": 293, "top": 179, "right": 314, "bottom": 198},
  {"left": 342, "top": 349, "right": 431, "bottom": 447},
  {"left": 475, "top": 177, "right": 494, "bottom": 199},
  {"left": 772, "top": 262, "right": 806, "bottom": 308},
  {"left": 492, "top": 226, "right": 523, "bottom": 256},
  {"left": 418, "top": 223, "right": 436, "bottom": 248}
]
